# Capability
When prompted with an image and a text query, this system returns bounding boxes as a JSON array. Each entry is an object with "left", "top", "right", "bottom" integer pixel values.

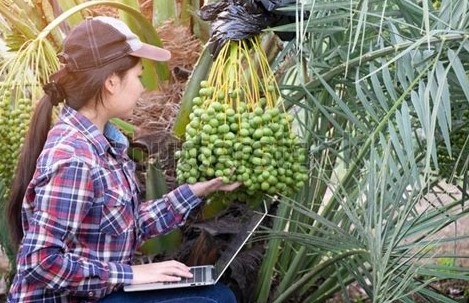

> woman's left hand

[{"left": 188, "top": 177, "right": 242, "bottom": 198}]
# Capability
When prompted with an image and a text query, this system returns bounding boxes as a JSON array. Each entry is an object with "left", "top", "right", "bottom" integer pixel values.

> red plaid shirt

[{"left": 8, "top": 105, "right": 201, "bottom": 303}]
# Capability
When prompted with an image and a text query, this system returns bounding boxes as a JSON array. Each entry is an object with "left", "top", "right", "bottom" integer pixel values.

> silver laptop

[{"left": 124, "top": 201, "right": 268, "bottom": 292}]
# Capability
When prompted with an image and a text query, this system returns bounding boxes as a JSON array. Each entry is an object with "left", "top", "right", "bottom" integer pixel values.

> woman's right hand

[
  {"left": 189, "top": 177, "right": 242, "bottom": 198},
  {"left": 130, "top": 260, "right": 193, "bottom": 285}
]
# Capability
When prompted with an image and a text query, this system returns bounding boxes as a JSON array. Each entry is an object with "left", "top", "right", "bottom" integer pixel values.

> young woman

[{"left": 6, "top": 16, "right": 240, "bottom": 303}]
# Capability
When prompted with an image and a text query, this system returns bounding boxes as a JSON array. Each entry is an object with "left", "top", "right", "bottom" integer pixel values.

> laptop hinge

[{"left": 210, "top": 266, "right": 217, "bottom": 282}]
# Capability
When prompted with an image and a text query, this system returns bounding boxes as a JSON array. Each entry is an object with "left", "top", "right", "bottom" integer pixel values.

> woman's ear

[{"left": 104, "top": 73, "right": 119, "bottom": 94}]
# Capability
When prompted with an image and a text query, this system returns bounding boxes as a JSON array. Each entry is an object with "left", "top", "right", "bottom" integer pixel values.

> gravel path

[{"left": 417, "top": 181, "right": 469, "bottom": 267}]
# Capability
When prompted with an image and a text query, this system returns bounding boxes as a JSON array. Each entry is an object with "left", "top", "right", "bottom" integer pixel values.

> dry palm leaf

[{"left": 128, "top": 21, "right": 202, "bottom": 135}]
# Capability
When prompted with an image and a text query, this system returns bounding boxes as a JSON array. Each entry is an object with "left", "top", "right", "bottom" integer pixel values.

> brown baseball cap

[{"left": 59, "top": 16, "right": 171, "bottom": 71}]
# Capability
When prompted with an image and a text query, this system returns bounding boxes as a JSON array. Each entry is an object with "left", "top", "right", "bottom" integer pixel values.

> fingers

[
  {"left": 189, "top": 177, "right": 242, "bottom": 197},
  {"left": 217, "top": 180, "right": 242, "bottom": 191},
  {"left": 157, "top": 260, "right": 193, "bottom": 279},
  {"left": 206, "top": 177, "right": 242, "bottom": 193},
  {"left": 131, "top": 260, "right": 193, "bottom": 285}
]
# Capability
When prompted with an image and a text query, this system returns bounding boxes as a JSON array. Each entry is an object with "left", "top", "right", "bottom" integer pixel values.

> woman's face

[{"left": 109, "top": 62, "right": 145, "bottom": 119}]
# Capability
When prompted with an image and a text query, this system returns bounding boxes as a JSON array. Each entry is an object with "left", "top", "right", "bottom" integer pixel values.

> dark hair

[{"left": 6, "top": 55, "right": 140, "bottom": 250}]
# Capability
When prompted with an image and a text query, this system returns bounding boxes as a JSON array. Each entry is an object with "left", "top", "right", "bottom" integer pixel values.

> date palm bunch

[{"left": 175, "top": 36, "right": 308, "bottom": 205}]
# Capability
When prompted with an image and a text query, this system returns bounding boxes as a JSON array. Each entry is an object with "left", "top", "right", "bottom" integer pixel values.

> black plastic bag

[
  {"left": 257, "top": 0, "right": 302, "bottom": 40},
  {"left": 199, "top": 0, "right": 307, "bottom": 57}
]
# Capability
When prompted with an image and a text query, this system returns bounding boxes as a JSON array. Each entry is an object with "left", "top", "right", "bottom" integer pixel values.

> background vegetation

[{"left": 1, "top": 0, "right": 469, "bottom": 302}]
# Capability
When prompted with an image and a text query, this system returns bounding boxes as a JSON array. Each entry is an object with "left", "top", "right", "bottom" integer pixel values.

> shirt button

[{"left": 88, "top": 291, "right": 94, "bottom": 297}]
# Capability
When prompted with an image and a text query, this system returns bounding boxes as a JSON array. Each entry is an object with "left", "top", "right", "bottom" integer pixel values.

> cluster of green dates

[
  {"left": 0, "top": 92, "right": 32, "bottom": 198},
  {"left": 176, "top": 84, "right": 309, "bottom": 200}
]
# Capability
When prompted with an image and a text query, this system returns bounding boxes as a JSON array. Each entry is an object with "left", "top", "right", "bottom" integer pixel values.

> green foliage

[
  {"left": 139, "top": 157, "right": 183, "bottom": 256},
  {"left": 436, "top": 101, "right": 469, "bottom": 181},
  {"left": 438, "top": 257, "right": 456, "bottom": 268},
  {"left": 0, "top": 179, "right": 15, "bottom": 283},
  {"left": 253, "top": 0, "right": 469, "bottom": 302},
  {"left": 173, "top": 46, "right": 214, "bottom": 138},
  {"left": 1, "top": 1, "right": 468, "bottom": 302}
]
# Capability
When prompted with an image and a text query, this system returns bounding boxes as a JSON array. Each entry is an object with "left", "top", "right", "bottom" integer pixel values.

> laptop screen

[{"left": 213, "top": 202, "right": 267, "bottom": 282}]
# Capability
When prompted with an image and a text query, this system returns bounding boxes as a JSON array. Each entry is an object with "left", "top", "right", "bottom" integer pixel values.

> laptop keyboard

[{"left": 163, "top": 266, "right": 210, "bottom": 285}]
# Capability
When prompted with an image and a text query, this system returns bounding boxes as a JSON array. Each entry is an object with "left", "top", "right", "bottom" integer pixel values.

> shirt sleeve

[
  {"left": 136, "top": 184, "right": 202, "bottom": 243},
  {"left": 19, "top": 158, "right": 132, "bottom": 299}
]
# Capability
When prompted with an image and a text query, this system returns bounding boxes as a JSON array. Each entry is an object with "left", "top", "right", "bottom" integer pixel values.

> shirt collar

[{"left": 59, "top": 105, "right": 129, "bottom": 157}]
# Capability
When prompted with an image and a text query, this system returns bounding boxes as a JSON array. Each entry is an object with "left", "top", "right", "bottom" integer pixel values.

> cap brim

[{"left": 130, "top": 43, "right": 171, "bottom": 62}]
